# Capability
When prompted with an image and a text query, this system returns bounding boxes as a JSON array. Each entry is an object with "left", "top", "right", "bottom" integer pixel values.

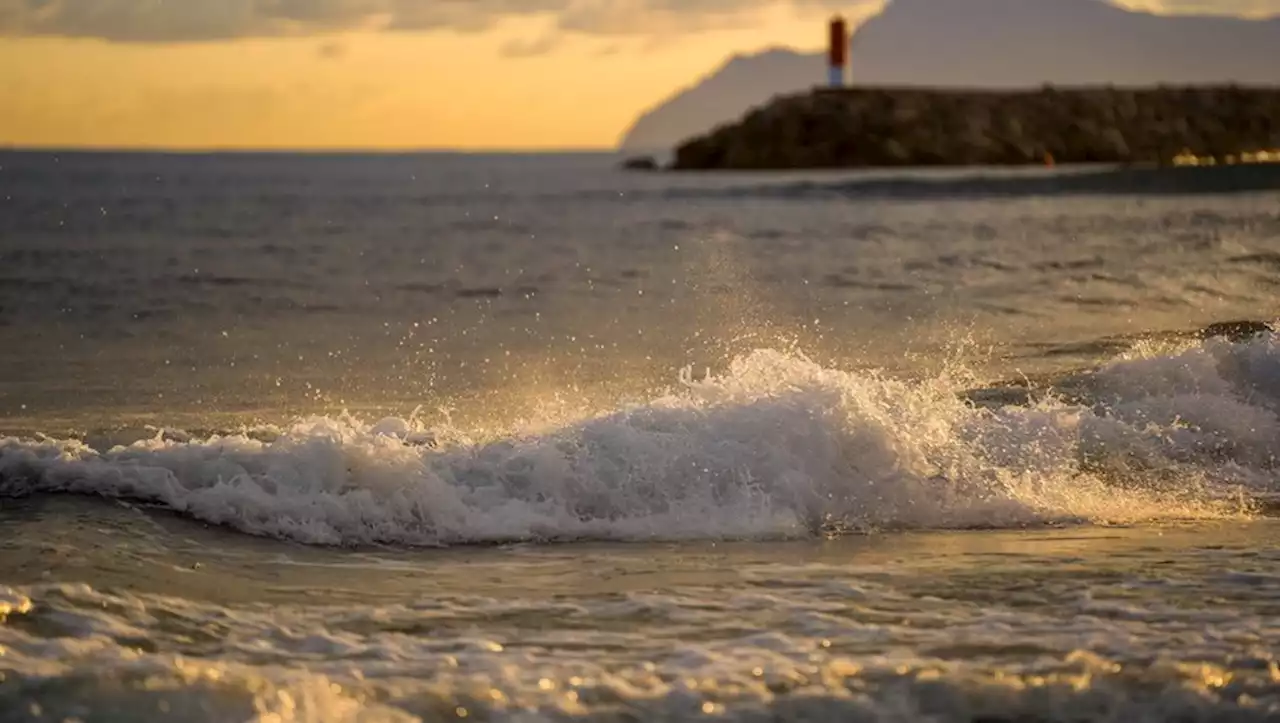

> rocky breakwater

[{"left": 671, "top": 85, "right": 1280, "bottom": 170}]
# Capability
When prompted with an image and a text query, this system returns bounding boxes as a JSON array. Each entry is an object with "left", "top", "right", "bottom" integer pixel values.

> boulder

[{"left": 620, "top": 155, "right": 659, "bottom": 171}]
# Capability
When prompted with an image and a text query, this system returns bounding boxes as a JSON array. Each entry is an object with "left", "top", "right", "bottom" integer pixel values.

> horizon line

[{"left": 0, "top": 144, "right": 632, "bottom": 156}]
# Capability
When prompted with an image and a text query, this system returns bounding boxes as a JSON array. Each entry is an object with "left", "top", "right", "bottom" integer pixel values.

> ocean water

[{"left": 2, "top": 151, "right": 1280, "bottom": 721}]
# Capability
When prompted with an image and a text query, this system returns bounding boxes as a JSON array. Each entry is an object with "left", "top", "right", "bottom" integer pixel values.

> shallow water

[
  {"left": 2, "top": 152, "right": 1280, "bottom": 720},
  {"left": 2, "top": 498, "right": 1279, "bottom": 722}
]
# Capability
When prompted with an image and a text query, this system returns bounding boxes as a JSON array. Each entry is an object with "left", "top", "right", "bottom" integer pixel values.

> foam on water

[
  {"left": 3, "top": 336, "right": 1278, "bottom": 547},
  {"left": 3, "top": 565, "right": 1280, "bottom": 723}
]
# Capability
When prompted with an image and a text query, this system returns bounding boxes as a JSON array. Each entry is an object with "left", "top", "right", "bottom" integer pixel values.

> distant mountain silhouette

[{"left": 619, "top": 0, "right": 1280, "bottom": 152}]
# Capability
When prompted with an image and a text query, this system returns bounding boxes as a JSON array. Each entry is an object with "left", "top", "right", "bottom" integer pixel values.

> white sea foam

[
  {"left": 2, "top": 574, "right": 1279, "bottom": 723},
  {"left": 2, "top": 340, "right": 1276, "bottom": 547}
]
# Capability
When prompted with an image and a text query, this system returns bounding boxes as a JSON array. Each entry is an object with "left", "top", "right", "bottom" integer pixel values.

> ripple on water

[{"left": 2, "top": 524, "right": 1280, "bottom": 721}]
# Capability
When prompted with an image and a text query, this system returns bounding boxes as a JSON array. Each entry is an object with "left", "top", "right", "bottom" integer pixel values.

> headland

[{"left": 667, "top": 85, "right": 1280, "bottom": 171}]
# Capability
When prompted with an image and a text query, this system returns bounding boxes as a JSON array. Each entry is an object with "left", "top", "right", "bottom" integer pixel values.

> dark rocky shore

[{"left": 670, "top": 85, "right": 1280, "bottom": 170}]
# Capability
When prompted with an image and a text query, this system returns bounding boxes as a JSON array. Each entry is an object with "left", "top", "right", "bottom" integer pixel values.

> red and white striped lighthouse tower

[{"left": 827, "top": 15, "right": 848, "bottom": 88}]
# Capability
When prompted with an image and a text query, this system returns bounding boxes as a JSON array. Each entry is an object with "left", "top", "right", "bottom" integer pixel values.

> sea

[{"left": 2, "top": 150, "right": 1280, "bottom": 722}]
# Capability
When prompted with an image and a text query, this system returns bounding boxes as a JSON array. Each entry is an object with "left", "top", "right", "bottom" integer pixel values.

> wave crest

[{"left": 3, "top": 341, "right": 1274, "bottom": 546}]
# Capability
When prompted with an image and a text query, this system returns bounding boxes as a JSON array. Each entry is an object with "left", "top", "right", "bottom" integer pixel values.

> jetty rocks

[{"left": 671, "top": 85, "right": 1280, "bottom": 170}]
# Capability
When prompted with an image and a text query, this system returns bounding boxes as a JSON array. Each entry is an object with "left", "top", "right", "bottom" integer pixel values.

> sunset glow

[{"left": 0, "top": 0, "right": 1272, "bottom": 150}]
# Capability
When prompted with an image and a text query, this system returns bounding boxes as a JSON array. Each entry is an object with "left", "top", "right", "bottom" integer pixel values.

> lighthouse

[{"left": 828, "top": 15, "right": 848, "bottom": 88}]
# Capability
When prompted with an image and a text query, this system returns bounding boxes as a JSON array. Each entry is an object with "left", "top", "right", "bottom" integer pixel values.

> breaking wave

[{"left": 3, "top": 334, "right": 1279, "bottom": 547}]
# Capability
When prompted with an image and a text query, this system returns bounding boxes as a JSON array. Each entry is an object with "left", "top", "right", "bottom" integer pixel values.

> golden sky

[{"left": 0, "top": 0, "right": 1272, "bottom": 150}]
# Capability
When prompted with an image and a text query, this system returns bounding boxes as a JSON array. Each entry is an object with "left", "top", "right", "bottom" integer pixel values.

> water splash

[{"left": 2, "top": 339, "right": 1272, "bottom": 547}]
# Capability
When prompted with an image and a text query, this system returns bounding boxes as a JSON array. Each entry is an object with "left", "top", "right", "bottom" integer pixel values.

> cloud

[
  {"left": 0, "top": 0, "right": 1271, "bottom": 44},
  {"left": 1140, "top": 0, "right": 1280, "bottom": 14},
  {"left": 500, "top": 33, "right": 559, "bottom": 57},
  {"left": 317, "top": 39, "right": 347, "bottom": 58},
  {"left": 0, "top": 0, "right": 872, "bottom": 43},
  {"left": 556, "top": 0, "right": 773, "bottom": 35}
]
